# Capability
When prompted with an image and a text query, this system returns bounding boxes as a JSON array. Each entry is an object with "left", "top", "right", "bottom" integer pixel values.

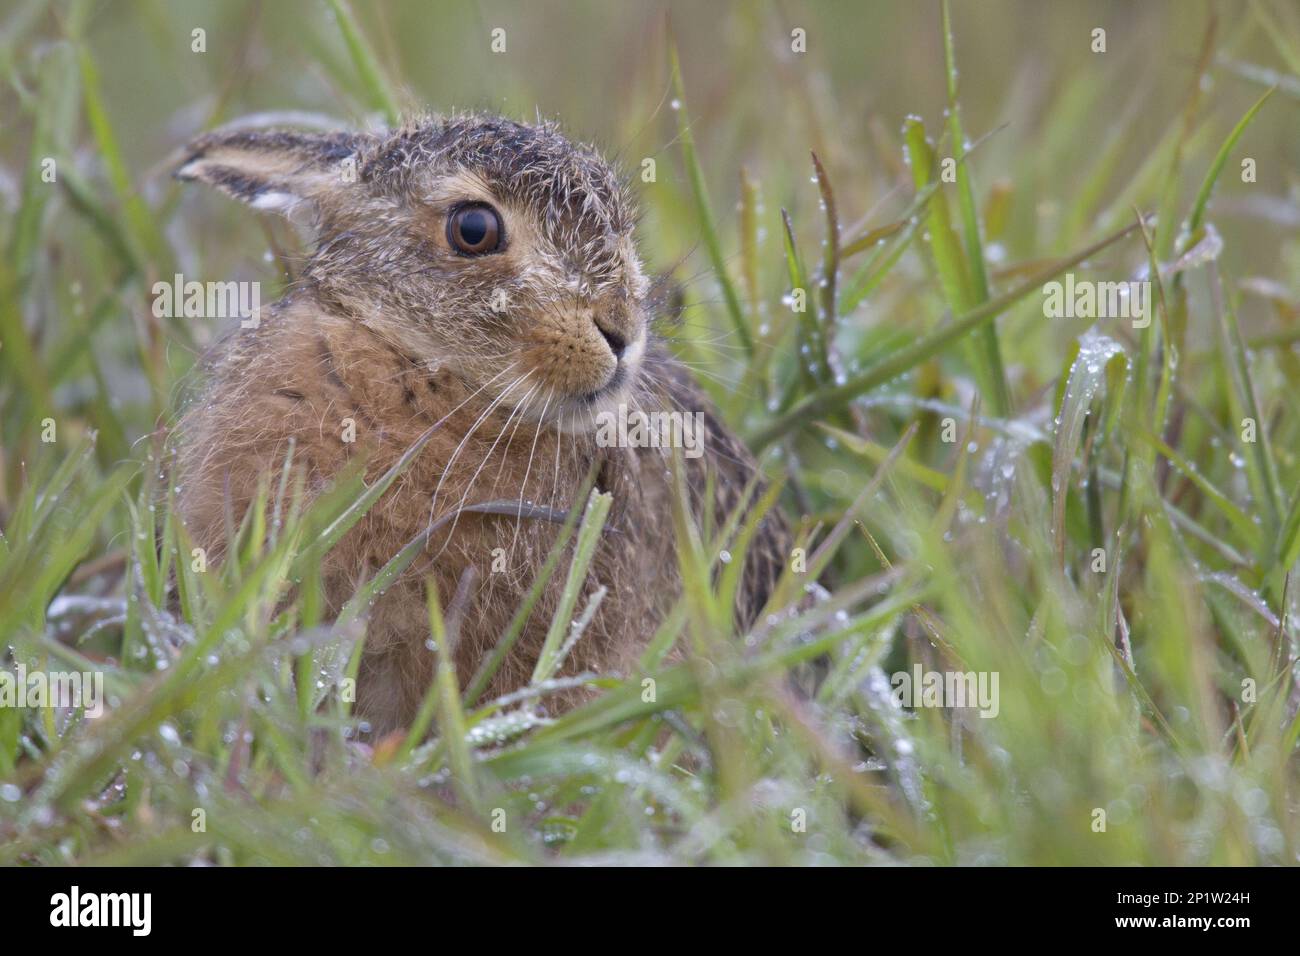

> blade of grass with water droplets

[
  {"left": 1052, "top": 333, "right": 1126, "bottom": 568},
  {"left": 1141, "top": 431, "right": 1260, "bottom": 548},
  {"left": 781, "top": 207, "right": 830, "bottom": 390},
  {"left": 669, "top": 40, "right": 751, "bottom": 355},
  {"left": 464, "top": 464, "right": 598, "bottom": 703},
  {"left": 1212, "top": 265, "right": 1284, "bottom": 531},
  {"left": 1187, "top": 86, "right": 1275, "bottom": 235},
  {"left": 531, "top": 488, "right": 612, "bottom": 684},
  {"left": 751, "top": 220, "right": 1140, "bottom": 450}
]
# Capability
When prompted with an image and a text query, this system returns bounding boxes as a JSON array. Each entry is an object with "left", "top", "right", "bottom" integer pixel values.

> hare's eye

[{"left": 447, "top": 203, "right": 504, "bottom": 255}]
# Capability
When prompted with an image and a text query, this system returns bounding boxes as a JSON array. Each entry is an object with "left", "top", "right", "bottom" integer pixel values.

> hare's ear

[{"left": 174, "top": 128, "right": 369, "bottom": 214}]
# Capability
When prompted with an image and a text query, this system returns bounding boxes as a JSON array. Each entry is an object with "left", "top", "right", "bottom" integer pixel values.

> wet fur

[{"left": 173, "top": 114, "right": 790, "bottom": 734}]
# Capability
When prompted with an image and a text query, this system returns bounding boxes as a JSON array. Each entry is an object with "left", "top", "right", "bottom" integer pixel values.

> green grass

[{"left": 1, "top": 0, "right": 1299, "bottom": 865}]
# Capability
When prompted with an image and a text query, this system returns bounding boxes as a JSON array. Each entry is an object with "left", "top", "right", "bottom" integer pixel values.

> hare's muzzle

[{"left": 517, "top": 304, "right": 643, "bottom": 404}]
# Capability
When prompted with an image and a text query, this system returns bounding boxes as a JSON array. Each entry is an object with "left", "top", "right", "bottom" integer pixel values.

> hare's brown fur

[{"left": 173, "top": 114, "right": 790, "bottom": 734}]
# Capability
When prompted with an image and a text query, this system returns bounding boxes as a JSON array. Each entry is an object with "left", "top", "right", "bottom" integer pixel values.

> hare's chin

[{"left": 548, "top": 385, "right": 632, "bottom": 436}]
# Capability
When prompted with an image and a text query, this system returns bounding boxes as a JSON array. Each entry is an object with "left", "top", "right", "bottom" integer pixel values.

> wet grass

[{"left": 1, "top": 0, "right": 1299, "bottom": 864}]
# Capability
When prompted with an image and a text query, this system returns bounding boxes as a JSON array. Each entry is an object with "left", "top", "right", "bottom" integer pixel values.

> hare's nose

[{"left": 595, "top": 321, "right": 627, "bottom": 360}]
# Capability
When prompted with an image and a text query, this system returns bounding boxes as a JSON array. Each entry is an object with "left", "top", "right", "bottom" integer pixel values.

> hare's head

[{"left": 176, "top": 114, "right": 650, "bottom": 428}]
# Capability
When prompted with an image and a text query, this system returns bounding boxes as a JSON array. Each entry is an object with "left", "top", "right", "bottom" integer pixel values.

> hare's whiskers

[
  {"left": 426, "top": 369, "right": 526, "bottom": 529},
  {"left": 491, "top": 380, "right": 543, "bottom": 491},
  {"left": 512, "top": 385, "right": 557, "bottom": 552},
  {"left": 436, "top": 375, "right": 539, "bottom": 552},
  {"left": 549, "top": 402, "right": 569, "bottom": 517}
]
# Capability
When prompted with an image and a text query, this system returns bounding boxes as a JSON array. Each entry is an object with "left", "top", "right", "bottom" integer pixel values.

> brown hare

[{"left": 172, "top": 114, "right": 791, "bottom": 735}]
